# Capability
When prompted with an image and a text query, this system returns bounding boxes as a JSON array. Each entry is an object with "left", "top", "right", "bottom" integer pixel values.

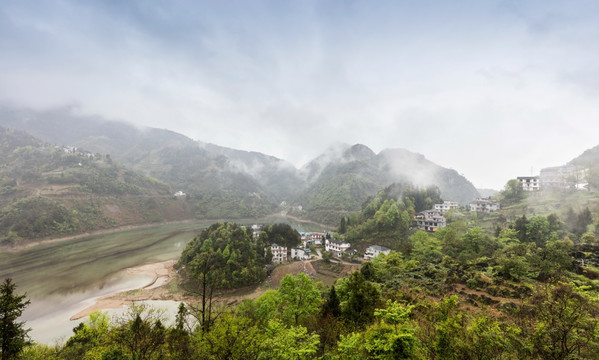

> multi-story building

[
  {"left": 469, "top": 199, "right": 500, "bottom": 213},
  {"left": 364, "top": 245, "right": 391, "bottom": 260},
  {"left": 311, "top": 233, "right": 324, "bottom": 246},
  {"left": 517, "top": 176, "right": 540, "bottom": 191},
  {"left": 540, "top": 165, "right": 588, "bottom": 190},
  {"left": 325, "top": 239, "right": 351, "bottom": 257},
  {"left": 291, "top": 247, "right": 312, "bottom": 261},
  {"left": 433, "top": 201, "right": 458, "bottom": 213},
  {"left": 415, "top": 209, "right": 447, "bottom": 232},
  {"left": 268, "top": 244, "right": 288, "bottom": 263}
]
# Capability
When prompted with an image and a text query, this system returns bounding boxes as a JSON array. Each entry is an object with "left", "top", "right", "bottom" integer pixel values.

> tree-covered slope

[
  {"left": 0, "top": 127, "right": 195, "bottom": 245},
  {"left": 0, "top": 106, "right": 481, "bottom": 225},
  {"left": 295, "top": 144, "right": 479, "bottom": 225}
]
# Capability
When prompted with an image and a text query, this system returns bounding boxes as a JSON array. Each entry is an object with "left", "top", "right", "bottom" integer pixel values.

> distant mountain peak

[{"left": 342, "top": 144, "right": 376, "bottom": 162}]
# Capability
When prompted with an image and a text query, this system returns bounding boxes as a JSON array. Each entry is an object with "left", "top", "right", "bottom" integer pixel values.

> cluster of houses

[
  {"left": 56, "top": 145, "right": 96, "bottom": 158},
  {"left": 266, "top": 229, "right": 393, "bottom": 264},
  {"left": 266, "top": 164, "right": 587, "bottom": 264},
  {"left": 517, "top": 164, "right": 589, "bottom": 192}
]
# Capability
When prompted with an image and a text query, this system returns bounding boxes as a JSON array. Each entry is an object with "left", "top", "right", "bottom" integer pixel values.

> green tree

[
  {"left": 500, "top": 179, "right": 524, "bottom": 205},
  {"left": 340, "top": 271, "right": 380, "bottom": 330},
  {"left": 258, "top": 319, "right": 320, "bottom": 360},
  {"left": 527, "top": 284, "right": 599, "bottom": 359},
  {"left": 0, "top": 278, "right": 31, "bottom": 360},
  {"left": 363, "top": 300, "right": 419, "bottom": 359},
  {"left": 526, "top": 216, "right": 553, "bottom": 247},
  {"left": 277, "top": 273, "right": 321, "bottom": 326},
  {"left": 113, "top": 304, "right": 166, "bottom": 360}
]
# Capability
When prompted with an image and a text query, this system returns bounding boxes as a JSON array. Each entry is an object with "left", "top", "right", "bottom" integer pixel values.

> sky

[{"left": 2, "top": 0, "right": 599, "bottom": 190}]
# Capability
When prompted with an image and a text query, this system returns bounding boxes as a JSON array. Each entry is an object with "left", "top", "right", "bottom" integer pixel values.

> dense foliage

[
  {"left": 14, "top": 203, "right": 599, "bottom": 358},
  {"left": 179, "top": 222, "right": 269, "bottom": 290},
  {"left": 257, "top": 223, "right": 301, "bottom": 249},
  {"left": 339, "top": 183, "right": 442, "bottom": 250},
  {"left": 0, "top": 278, "right": 31, "bottom": 360},
  {"left": 0, "top": 127, "right": 198, "bottom": 245}
]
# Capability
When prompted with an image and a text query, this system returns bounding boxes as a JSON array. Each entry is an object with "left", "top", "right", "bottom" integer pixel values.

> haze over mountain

[{"left": 0, "top": 106, "right": 480, "bottom": 228}]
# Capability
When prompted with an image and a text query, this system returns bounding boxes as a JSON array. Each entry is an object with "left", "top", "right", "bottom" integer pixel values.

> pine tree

[{"left": 0, "top": 278, "right": 31, "bottom": 360}]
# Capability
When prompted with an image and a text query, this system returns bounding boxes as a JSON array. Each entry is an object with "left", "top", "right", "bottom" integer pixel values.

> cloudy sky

[{"left": 2, "top": 0, "right": 599, "bottom": 189}]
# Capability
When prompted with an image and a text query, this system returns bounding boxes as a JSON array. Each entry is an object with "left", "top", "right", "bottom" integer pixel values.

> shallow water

[
  {"left": 0, "top": 221, "right": 208, "bottom": 344},
  {"left": 0, "top": 216, "right": 329, "bottom": 344},
  {"left": 25, "top": 273, "right": 153, "bottom": 344}
]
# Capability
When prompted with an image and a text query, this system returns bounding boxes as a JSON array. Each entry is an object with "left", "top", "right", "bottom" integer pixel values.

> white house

[
  {"left": 268, "top": 243, "right": 288, "bottom": 263},
  {"left": 433, "top": 201, "right": 458, "bottom": 213},
  {"left": 291, "top": 247, "right": 312, "bottom": 261},
  {"left": 311, "top": 233, "right": 324, "bottom": 245},
  {"left": 325, "top": 239, "right": 351, "bottom": 257},
  {"left": 469, "top": 199, "right": 500, "bottom": 213},
  {"left": 174, "top": 191, "right": 186, "bottom": 197},
  {"left": 364, "top": 245, "right": 391, "bottom": 260},
  {"left": 415, "top": 209, "right": 447, "bottom": 232},
  {"left": 517, "top": 176, "right": 540, "bottom": 191},
  {"left": 540, "top": 165, "right": 589, "bottom": 190}
]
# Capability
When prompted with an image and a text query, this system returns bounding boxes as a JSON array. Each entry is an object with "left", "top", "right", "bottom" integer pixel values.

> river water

[
  {"left": 0, "top": 217, "right": 328, "bottom": 344},
  {"left": 0, "top": 221, "right": 207, "bottom": 344}
]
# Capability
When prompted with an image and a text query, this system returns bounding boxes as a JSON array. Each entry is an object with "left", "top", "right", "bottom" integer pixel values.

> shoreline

[
  {"left": 69, "top": 259, "right": 182, "bottom": 320},
  {"left": 2, "top": 212, "right": 332, "bottom": 252},
  {"left": 3, "top": 219, "right": 198, "bottom": 252}
]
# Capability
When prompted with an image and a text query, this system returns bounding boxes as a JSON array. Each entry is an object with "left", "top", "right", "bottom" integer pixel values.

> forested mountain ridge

[
  {"left": 0, "top": 105, "right": 480, "bottom": 226},
  {"left": 294, "top": 144, "right": 480, "bottom": 224},
  {"left": 0, "top": 127, "right": 196, "bottom": 245}
]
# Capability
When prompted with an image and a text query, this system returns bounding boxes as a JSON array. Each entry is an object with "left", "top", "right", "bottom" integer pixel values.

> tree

[
  {"left": 339, "top": 217, "right": 347, "bottom": 234},
  {"left": 526, "top": 284, "right": 599, "bottom": 359},
  {"left": 575, "top": 207, "right": 593, "bottom": 237},
  {"left": 0, "top": 278, "right": 31, "bottom": 360},
  {"left": 113, "top": 304, "right": 166, "bottom": 360},
  {"left": 258, "top": 319, "right": 320, "bottom": 360},
  {"left": 277, "top": 273, "right": 321, "bottom": 326},
  {"left": 340, "top": 272, "right": 380, "bottom": 330},
  {"left": 501, "top": 179, "right": 524, "bottom": 205}
]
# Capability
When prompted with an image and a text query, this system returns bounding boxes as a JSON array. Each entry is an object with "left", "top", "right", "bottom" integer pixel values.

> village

[{"left": 264, "top": 163, "right": 592, "bottom": 265}]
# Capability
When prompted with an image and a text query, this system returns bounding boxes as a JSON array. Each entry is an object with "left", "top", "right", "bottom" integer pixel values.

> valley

[{"left": 0, "top": 214, "right": 330, "bottom": 343}]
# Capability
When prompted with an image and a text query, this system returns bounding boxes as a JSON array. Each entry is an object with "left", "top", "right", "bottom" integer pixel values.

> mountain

[
  {"left": 0, "top": 106, "right": 297, "bottom": 218},
  {"left": 0, "top": 105, "right": 480, "bottom": 228},
  {"left": 294, "top": 144, "right": 480, "bottom": 224},
  {"left": 0, "top": 127, "right": 196, "bottom": 245}
]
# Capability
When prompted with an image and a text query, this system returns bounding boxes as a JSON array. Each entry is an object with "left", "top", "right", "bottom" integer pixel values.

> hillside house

[
  {"left": 415, "top": 209, "right": 446, "bottom": 232},
  {"left": 469, "top": 199, "right": 500, "bottom": 213},
  {"left": 268, "top": 243, "right": 288, "bottom": 263},
  {"left": 311, "top": 232, "right": 324, "bottom": 245},
  {"left": 174, "top": 191, "right": 186, "bottom": 197},
  {"left": 517, "top": 176, "right": 540, "bottom": 191},
  {"left": 540, "top": 165, "right": 588, "bottom": 190},
  {"left": 325, "top": 239, "right": 351, "bottom": 258},
  {"left": 434, "top": 201, "right": 458, "bottom": 213},
  {"left": 251, "top": 224, "right": 262, "bottom": 239},
  {"left": 291, "top": 247, "right": 312, "bottom": 261},
  {"left": 364, "top": 245, "right": 391, "bottom": 260}
]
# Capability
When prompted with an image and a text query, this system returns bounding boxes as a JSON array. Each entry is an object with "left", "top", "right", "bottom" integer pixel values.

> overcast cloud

[{"left": 2, "top": 0, "right": 599, "bottom": 189}]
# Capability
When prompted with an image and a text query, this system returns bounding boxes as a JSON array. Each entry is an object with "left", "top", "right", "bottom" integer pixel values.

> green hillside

[
  {"left": 0, "top": 106, "right": 482, "bottom": 227},
  {"left": 294, "top": 144, "right": 479, "bottom": 225},
  {"left": 0, "top": 127, "right": 196, "bottom": 245}
]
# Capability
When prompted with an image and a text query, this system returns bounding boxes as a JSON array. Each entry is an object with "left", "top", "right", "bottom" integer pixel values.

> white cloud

[{"left": 1, "top": 0, "right": 599, "bottom": 189}]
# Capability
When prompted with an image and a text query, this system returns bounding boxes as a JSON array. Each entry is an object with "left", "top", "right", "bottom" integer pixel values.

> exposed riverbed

[{"left": 0, "top": 216, "right": 329, "bottom": 344}]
